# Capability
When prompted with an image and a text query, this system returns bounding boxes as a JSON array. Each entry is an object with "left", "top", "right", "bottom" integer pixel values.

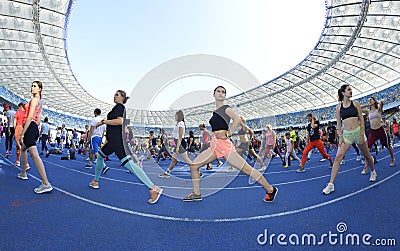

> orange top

[
  {"left": 23, "top": 97, "right": 42, "bottom": 125},
  {"left": 14, "top": 110, "right": 25, "bottom": 126}
]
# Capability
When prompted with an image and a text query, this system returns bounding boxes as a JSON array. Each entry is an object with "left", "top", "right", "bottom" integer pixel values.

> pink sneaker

[{"left": 148, "top": 186, "right": 163, "bottom": 204}]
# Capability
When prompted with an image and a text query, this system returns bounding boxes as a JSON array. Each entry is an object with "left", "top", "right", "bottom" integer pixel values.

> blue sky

[{"left": 67, "top": 1, "right": 326, "bottom": 110}]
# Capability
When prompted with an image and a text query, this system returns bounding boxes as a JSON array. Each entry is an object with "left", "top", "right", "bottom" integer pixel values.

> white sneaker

[
  {"left": 361, "top": 168, "right": 368, "bottom": 175},
  {"left": 159, "top": 172, "right": 171, "bottom": 178},
  {"left": 369, "top": 170, "right": 377, "bottom": 182},
  {"left": 257, "top": 166, "right": 266, "bottom": 172},
  {"left": 225, "top": 167, "right": 235, "bottom": 172},
  {"left": 322, "top": 183, "right": 335, "bottom": 195},
  {"left": 320, "top": 158, "right": 326, "bottom": 162},
  {"left": 356, "top": 156, "right": 361, "bottom": 161},
  {"left": 340, "top": 159, "right": 345, "bottom": 165}
]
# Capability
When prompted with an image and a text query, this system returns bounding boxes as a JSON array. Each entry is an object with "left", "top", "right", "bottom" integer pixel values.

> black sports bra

[
  {"left": 209, "top": 105, "right": 231, "bottom": 131},
  {"left": 340, "top": 101, "right": 358, "bottom": 120}
]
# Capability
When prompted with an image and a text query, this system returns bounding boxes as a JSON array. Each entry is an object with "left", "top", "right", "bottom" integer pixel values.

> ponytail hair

[
  {"left": 117, "top": 90, "right": 129, "bottom": 104},
  {"left": 338, "top": 84, "right": 349, "bottom": 102}
]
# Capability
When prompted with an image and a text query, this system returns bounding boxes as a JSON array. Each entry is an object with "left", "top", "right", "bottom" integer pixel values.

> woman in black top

[
  {"left": 88, "top": 90, "right": 162, "bottom": 204},
  {"left": 183, "top": 86, "right": 278, "bottom": 202}
]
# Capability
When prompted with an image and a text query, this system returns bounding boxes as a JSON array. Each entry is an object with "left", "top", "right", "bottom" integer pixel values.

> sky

[{"left": 67, "top": 0, "right": 326, "bottom": 111}]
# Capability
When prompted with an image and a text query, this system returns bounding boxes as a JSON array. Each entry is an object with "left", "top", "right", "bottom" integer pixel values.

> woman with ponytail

[
  {"left": 88, "top": 90, "right": 162, "bottom": 204},
  {"left": 322, "top": 84, "right": 376, "bottom": 195}
]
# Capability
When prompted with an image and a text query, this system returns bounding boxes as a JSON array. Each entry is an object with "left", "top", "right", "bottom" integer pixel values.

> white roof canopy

[{"left": 1, "top": 0, "right": 400, "bottom": 126}]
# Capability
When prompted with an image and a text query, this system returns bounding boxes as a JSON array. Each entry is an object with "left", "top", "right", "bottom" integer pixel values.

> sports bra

[
  {"left": 209, "top": 105, "right": 231, "bottom": 131},
  {"left": 238, "top": 126, "right": 247, "bottom": 135},
  {"left": 368, "top": 108, "right": 381, "bottom": 121},
  {"left": 340, "top": 101, "right": 358, "bottom": 120}
]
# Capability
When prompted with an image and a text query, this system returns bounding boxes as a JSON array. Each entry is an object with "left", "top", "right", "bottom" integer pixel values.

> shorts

[
  {"left": 368, "top": 126, "right": 389, "bottom": 149},
  {"left": 210, "top": 136, "right": 236, "bottom": 158},
  {"left": 199, "top": 143, "right": 210, "bottom": 153},
  {"left": 23, "top": 122, "right": 39, "bottom": 148},
  {"left": 342, "top": 126, "right": 367, "bottom": 145},
  {"left": 173, "top": 138, "right": 187, "bottom": 154},
  {"left": 90, "top": 136, "right": 103, "bottom": 154},
  {"left": 100, "top": 141, "right": 127, "bottom": 160},
  {"left": 237, "top": 141, "right": 250, "bottom": 151}
]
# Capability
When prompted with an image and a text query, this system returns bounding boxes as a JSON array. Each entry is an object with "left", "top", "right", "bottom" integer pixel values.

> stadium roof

[{"left": 1, "top": 0, "right": 400, "bottom": 126}]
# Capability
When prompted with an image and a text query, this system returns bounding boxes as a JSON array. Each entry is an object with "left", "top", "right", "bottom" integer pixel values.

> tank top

[
  {"left": 340, "top": 101, "right": 358, "bottom": 120},
  {"left": 23, "top": 97, "right": 42, "bottom": 125},
  {"left": 266, "top": 131, "right": 275, "bottom": 145}
]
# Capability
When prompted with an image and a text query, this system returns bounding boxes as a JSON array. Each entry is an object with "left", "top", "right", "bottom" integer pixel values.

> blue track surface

[{"left": 0, "top": 141, "right": 399, "bottom": 250}]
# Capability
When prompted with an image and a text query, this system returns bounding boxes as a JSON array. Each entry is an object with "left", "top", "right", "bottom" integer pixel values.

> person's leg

[
  {"left": 188, "top": 148, "right": 217, "bottom": 196},
  {"left": 352, "top": 143, "right": 360, "bottom": 157},
  {"left": 315, "top": 140, "right": 333, "bottom": 164},
  {"left": 28, "top": 146, "right": 50, "bottom": 185},
  {"left": 223, "top": 152, "right": 277, "bottom": 202},
  {"left": 300, "top": 142, "right": 314, "bottom": 167},
  {"left": 285, "top": 151, "right": 290, "bottom": 166}
]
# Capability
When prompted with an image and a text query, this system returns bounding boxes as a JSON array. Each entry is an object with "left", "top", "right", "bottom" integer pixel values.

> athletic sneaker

[
  {"left": 225, "top": 167, "right": 235, "bottom": 172},
  {"left": 89, "top": 180, "right": 99, "bottom": 189},
  {"left": 85, "top": 164, "right": 92, "bottom": 169},
  {"left": 373, "top": 156, "right": 378, "bottom": 164},
  {"left": 159, "top": 172, "right": 171, "bottom": 178},
  {"left": 258, "top": 166, "right": 267, "bottom": 172},
  {"left": 182, "top": 192, "right": 202, "bottom": 202},
  {"left": 361, "top": 168, "right": 368, "bottom": 175},
  {"left": 199, "top": 172, "right": 204, "bottom": 178},
  {"left": 206, "top": 165, "right": 213, "bottom": 170},
  {"left": 148, "top": 186, "right": 163, "bottom": 204},
  {"left": 101, "top": 166, "right": 110, "bottom": 174},
  {"left": 263, "top": 186, "right": 278, "bottom": 202},
  {"left": 17, "top": 172, "right": 28, "bottom": 180},
  {"left": 356, "top": 156, "right": 361, "bottom": 161},
  {"left": 283, "top": 165, "right": 289, "bottom": 168},
  {"left": 46, "top": 151, "right": 50, "bottom": 158},
  {"left": 340, "top": 159, "right": 345, "bottom": 165},
  {"left": 14, "top": 161, "right": 20, "bottom": 167},
  {"left": 297, "top": 166, "right": 305, "bottom": 173},
  {"left": 34, "top": 183, "right": 53, "bottom": 194},
  {"left": 322, "top": 183, "right": 335, "bottom": 195},
  {"left": 329, "top": 160, "right": 333, "bottom": 168},
  {"left": 369, "top": 170, "right": 377, "bottom": 182},
  {"left": 390, "top": 159, "right": 395, "bottom": 167},
  {"left": 320, "top": 158, "right": 326, "bottom": 162}
]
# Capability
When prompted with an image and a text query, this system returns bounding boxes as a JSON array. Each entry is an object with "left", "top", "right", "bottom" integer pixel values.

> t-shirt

[
  {"left": 289, "top": 130, "right": 296, "bottom": 142},
  {"left": 327, "top": 125, "right": 336, "bottom": 139},
  {"left": 5, "top": 109, "right": 16, "bottom": 127},
  {"left": 106, "top": 103, "right": 125, "bottom": 143},
  {"left": 14, "top": 110, "right": 25, "bottom": 126},
  {"left": 172, "top": 121, "right": 185, "bottom": 139},
  {"left": 41, "top": 123, "right": 51, "bottom": 135},
  {"left": 90, "top": 116, "right": 106, "bottom": 138},
  {"left": 286, "top": 138, "right": 294, "bottom": 151},
  {"left": 307, "top": 120, "right": 320, "bottom": 142}
]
